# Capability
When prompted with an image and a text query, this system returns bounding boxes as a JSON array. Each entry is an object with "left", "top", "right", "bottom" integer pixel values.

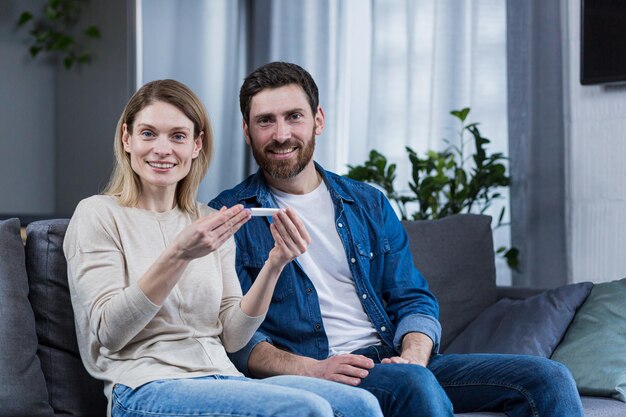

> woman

[{"left": 63, "top": 79, "right": 382, "bottom": 417}]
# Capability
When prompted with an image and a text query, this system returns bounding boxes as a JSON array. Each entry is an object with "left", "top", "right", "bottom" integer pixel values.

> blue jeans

[
  {"left": 352, "top": 345, "right": 584, "bottom": 417},
  {"left": 111, "top": 374, "right": 383, "bottom": 417}
]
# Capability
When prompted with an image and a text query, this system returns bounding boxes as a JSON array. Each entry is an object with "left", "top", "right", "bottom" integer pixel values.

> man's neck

[{"left": 263, "top": 162, "right": 322, "bottom": 195}]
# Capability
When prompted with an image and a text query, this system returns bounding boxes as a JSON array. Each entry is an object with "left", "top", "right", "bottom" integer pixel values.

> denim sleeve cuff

[
  {"left": 393, "top": 313, "right": 442, "bottom": 354},
  {"left": 227, "top": 331, "right": 273, "bottom": 376}
]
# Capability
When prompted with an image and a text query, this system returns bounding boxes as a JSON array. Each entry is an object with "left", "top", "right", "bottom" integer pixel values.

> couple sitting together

[{"left": 64, "top": 61, "right": 584, "bottom": 417}]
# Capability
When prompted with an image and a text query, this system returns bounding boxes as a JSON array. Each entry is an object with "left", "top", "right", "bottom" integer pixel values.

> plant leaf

[
  {"left": 85, "top": 26, "right": 100, "bottom": 38},
  {"left": 18, "top": 11, "right": 33, "bottom": 26}
]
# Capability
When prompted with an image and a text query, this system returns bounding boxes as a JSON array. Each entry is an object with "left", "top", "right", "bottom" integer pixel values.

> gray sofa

[{"left": 1, "top": 214, "right": 625, "bottom": 416}]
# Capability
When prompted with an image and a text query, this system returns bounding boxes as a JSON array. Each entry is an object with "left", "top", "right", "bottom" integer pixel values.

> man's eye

[
  {"left": 290, "top": 113, "right": 303, "bottom": 121},
  {"left": 258, "top": 118, "right": 271, "bottom": 126}
]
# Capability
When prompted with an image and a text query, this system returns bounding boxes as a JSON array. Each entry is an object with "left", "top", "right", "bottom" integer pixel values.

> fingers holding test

[{"left": 272, "top": 209, "right": 309, "bottom": 254}]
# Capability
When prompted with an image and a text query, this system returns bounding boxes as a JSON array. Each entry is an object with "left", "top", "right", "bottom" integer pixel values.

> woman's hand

[
  {"left": 267, "top": 207, "right": 311, "bottom": 268},
  {"left": 171, "top": 205, "right": 251, "bottom": 261}
]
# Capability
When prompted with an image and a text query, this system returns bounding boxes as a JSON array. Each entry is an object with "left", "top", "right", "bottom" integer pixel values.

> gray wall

[
  {"left": 0, "top": 0, "right": 132, "bottom": 217},
  {"left": 0, "top": 0, "right": 56, "bottom": 215},
  {"left": 55, "top": 0, "right": 134, "bottom": 216}
]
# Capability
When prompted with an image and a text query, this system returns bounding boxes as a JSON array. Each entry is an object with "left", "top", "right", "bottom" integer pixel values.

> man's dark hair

[{"left": 239, "top": 61, "right": 319, "bottom": 124}]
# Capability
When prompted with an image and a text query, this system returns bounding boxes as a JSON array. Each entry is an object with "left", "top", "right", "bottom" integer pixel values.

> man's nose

[{"left": 274, "top": 120, "right": 291, "bottom": 142}]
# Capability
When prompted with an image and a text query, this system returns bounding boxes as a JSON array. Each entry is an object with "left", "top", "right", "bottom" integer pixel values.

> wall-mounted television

[{"left": 580, "top": 0, "right": 626, "bottom": 85}]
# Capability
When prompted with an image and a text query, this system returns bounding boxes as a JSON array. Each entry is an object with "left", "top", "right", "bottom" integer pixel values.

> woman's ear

[
  {"left": 122, "top": 124, "right": 131, "bottom": 153},
  {"left": 192, "top": 131, "right": 204, "bottom": 158}
]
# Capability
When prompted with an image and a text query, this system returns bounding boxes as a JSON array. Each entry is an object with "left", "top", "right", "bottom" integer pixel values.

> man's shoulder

[{"left": 323, "top": 169, "right": 386, "bottom": 202}]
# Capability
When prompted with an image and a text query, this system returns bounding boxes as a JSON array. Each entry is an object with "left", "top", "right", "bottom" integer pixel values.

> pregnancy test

[{"left": 249, "top": 208, "right": 280, "bottom": 217}]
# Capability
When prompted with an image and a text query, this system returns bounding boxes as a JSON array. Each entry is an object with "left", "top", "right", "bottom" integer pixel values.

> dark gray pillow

[
  {"left": 444, "top": 282, "right": 594, "bottom": 357},
  {"left": 0, "top": 218, "right": 54, "bottom": 417},
  {"left": 403, "top": 214, "right": 497, "bottom": 350},
  {"left": 26, "top": 219, "right": 107, "bottom": 417}
]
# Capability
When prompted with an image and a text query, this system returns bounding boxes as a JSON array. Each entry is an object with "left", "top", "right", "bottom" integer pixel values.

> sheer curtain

[
  {"left": 138, "top": 0, "right": 510, "bottom": 283},
  {"left": 137, "top": 0, "right": 248, "bottom": 200}
]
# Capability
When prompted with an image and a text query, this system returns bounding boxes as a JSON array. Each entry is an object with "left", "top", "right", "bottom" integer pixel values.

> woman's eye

[
  {"left": 141, "top": 131, "right": 155, "bottom": 138},
  {"left": 173, "top": 134, "right": 186, "bottom": 141}
]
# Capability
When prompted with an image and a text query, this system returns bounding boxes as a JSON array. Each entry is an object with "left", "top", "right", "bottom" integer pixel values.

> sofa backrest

[
  {"left": 25, "top": 219, "right": 107, "bottom": 417},
  {"left": 403, "top": 214, "right": 497, "bottom": 350}
]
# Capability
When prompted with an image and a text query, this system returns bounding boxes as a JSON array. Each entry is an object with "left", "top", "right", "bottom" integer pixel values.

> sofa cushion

[
  {"left": 0, "top": 218, "right": 54, "bottom": 417},
  {"left": 444, "top": 282, "right": 593, "bottom": 356},
  {"left": 551, "top": 278, "right": 626, "bottom": 402},
  {"left": 26, "top": 219, "right": 107, "bottom": 416},
  {"left": 403, "top": 214, "right": 497, "bottom": 350}
]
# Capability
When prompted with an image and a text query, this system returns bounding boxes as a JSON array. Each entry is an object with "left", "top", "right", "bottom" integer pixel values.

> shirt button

[
  {"left": 381, "top": 326, "right": 387, "bottom": 332},
  {"left": 307, "top": 288, "right": 313, "bottom": 294},
  {"left": 370, "top": 252, "right": 374, "bottom": 258},
  {"left": 362, "top": 294, "right": 367, "bottom": 299},
  {"left": 350, "top": 258, "right": 356, "bottom": 264},
  {"left": 338, "top": 222, "right": 343, "bottom": 228},
  {"left": 315, "top": 323, "right": 321, "bottom": 330}
]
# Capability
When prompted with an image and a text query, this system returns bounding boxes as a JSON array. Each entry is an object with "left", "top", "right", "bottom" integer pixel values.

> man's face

[{"left": 244, "top": 84, "right": 324, "bottom": 180}]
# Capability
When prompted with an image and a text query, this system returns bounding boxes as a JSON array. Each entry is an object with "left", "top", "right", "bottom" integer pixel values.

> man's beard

[{"left": 250, "top": 130, "right": 315, "bottom": 180}]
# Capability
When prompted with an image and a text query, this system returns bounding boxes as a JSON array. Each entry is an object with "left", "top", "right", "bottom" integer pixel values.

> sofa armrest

[{"left": 496, "top": 285, "right": 546, "bottom": 300}]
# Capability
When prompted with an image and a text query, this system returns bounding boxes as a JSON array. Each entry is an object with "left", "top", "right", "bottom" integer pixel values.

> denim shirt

[{"left": 209, "top": 163, "right": 441, "bottom": 375}]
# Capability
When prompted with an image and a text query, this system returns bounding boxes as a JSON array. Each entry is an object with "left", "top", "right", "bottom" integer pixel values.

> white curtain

[
  {"left": 138, "top": 0, "right": 510, "bottom": 283},
  {"left": 137, "top": 0, "right": 248, "bottom": 201}
]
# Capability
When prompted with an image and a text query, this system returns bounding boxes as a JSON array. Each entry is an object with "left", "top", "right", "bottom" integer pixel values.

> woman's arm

[{"left": 139, "top": 205, "right": 250, "bottom": 305}]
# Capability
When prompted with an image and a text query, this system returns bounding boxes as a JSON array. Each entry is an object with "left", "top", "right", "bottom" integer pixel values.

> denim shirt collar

[{"left": 237, "top": 161, "right": 355, "bottom": 208}]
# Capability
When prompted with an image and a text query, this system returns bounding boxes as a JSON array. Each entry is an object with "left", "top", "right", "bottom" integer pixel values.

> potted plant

[{"left": 345, "top": 108, "right": 519, "bottom": 270}]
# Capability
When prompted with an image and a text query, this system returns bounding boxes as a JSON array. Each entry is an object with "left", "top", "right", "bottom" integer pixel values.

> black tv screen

[{"left": 581, "top": 0, "right": 626, "bottom": 85}]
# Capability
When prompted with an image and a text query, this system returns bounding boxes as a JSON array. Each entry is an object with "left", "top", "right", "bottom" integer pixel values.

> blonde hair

[{"left": 103, "top": 79, "right": 213, "bottom": 214}]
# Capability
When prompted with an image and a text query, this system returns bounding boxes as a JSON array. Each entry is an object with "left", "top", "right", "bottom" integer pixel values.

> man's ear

[
  {"left": 314, "top": 106, "right": 325, "bottom": 135},
  {"left": 122, "top": 124, "right": 131, "bottom": 152},
  {"left": 243, "top": 119, "right": 251, "bottom": 145},
  {"left": 192, "top": 131, "right": 203, "bottom": 158}
]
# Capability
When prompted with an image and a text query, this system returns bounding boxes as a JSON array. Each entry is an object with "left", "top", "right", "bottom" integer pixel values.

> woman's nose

[{"left": 153, "top": 136, "right": 172, "bottom": 155}]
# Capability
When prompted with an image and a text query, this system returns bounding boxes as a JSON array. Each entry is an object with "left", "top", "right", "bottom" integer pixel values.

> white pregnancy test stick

[{"left": 249, "top": 208, "right": 280, "bottom": 217}]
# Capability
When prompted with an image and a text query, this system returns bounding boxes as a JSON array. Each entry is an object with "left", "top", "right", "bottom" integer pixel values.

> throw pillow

[
  {"left": 444, "top": 282, "right": 594, "bottom": 357},
  {"left": 0, "top": 218, "right": 54, "bottom": 417},
  {"left": 551, "top": 278, "right": 626, "bottom": 402}
]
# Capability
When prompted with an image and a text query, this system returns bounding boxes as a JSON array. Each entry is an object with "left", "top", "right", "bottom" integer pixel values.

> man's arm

[
  {"left": 381, "top": 332, "right": 433, "bottom": 367},
  {"left": 248, "top": 341, "right": 375, "bottom": 386}
]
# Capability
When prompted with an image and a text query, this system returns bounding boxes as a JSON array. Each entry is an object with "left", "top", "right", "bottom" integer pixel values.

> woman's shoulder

[{"left": 76, "top": 194, "right": 120, "bottom": 212}]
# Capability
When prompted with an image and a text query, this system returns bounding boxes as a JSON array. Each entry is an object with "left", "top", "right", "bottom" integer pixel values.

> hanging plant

[{"left": 17, "top": 0, "right": 101, "bottom": 70}]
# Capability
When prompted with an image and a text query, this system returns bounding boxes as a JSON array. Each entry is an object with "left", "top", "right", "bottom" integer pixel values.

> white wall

[{"left": 564, "top": 1, "right": 626, "bottom": 283}]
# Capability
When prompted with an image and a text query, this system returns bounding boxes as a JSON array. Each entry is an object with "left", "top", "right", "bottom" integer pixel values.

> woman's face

[{"left": 122, "top": 100, "right": 202, "bottom": 198}]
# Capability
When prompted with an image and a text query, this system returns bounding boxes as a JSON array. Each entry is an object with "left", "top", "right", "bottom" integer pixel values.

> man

[{"left": 210, "top": 61, "right": 583, "bottom": 416}]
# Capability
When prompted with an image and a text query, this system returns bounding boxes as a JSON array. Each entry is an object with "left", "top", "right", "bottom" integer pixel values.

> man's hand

[
  {"left": 381, "top": 332, "right": 433, "bottom": 367},
  {"left": 306, "top": 354, "right": 375, "bottom": 386},
  {"left": 248, "top": 342, "right": 374, "bottom": 386}
]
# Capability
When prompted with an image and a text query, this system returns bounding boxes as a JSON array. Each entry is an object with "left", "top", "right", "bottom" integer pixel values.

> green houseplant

[
  {"left": 346, "top": 108, "right": 519, "bottom": 270},
  {"left": 17, "top": 0, "right": 100, "bottom": 69}
]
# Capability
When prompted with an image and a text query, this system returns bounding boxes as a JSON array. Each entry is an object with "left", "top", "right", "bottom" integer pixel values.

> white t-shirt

[{"left": 270, "top": 181, "right": 382, "bottom": 355}]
